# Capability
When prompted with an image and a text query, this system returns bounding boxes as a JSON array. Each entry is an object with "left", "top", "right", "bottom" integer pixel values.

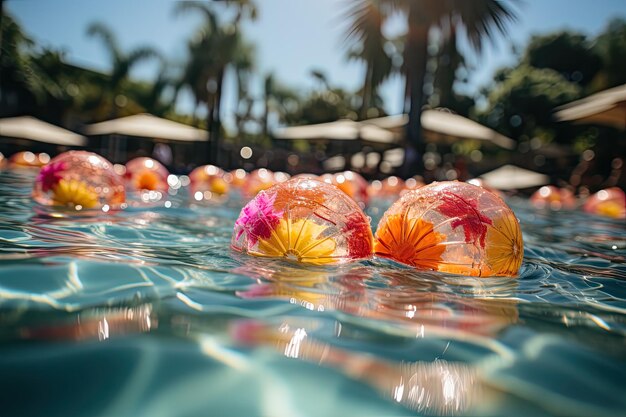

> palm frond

[
  {"left": 452, "top": 0, "right": 519, "bottom": 53},
  {"left": 86, "top": 22, "right": 121, "bottom": 63},
  {"left": 173, "top": 1, "right": 219, "bottom": 33}
]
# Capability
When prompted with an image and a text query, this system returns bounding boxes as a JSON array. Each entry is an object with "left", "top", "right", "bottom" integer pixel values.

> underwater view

[{"left": 0, "top": 169, "right": 625, "bottom": 417}]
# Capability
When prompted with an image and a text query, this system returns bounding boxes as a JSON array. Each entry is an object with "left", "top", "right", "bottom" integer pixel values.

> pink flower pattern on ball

[
  {"left": 36, "top": 161, "right": 66, "bottom": 192},
  {"left": 235, "top": 192, "right": 283, "bottom": 244}
]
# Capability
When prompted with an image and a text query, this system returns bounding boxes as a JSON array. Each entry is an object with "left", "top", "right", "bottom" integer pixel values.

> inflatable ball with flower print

[{"left": 232, "top": 178, "right": 373, "bottom": 265}]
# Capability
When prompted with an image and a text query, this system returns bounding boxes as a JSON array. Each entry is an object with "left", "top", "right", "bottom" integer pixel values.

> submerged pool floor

[{"left": 0, "top": 170, "right": 625, "bottom": 417}]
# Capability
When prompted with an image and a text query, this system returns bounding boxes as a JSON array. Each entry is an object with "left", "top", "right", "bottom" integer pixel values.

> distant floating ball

[
  {"left": 369, "top": 176, "right": 405, "bottom": 199},
  {"left": 319, "top": 171, "right": 369, "bottom": 207},
  {"left": 530, "top": 186, "right": 576, "bottom": 210},
  {"left": 374, "top": 181, "right": 523, "bottom": 277},
  {"left": 292, "top": 173, "right": 319, "bottom": 180},
  {"left": 274, "top": 171, "right": 291, "bottom": 183},
  {"left": 583, "top": 187, "right": 625, "bottom": 219},
  {"left": 125, "top": 157, "right": 169, "bottom": 192},
  {"left": 227, "top": 169, "right": 248, "bottom": 188},
  {"left": 9, "top": 151, "right": 48, "bottom": 169},
  {"left": 232, "top": 178, "right": 373, "bottom": 265},
  {"left": 32, "top": 151, "right": 125, "bottom": 211},
  {"left": 243, "top": 168, "right": 278, "bottom": 197},
  {"left": 404, "top": 176, "right": 425, "bottom": 190},
  {"left": 189, "top": 164, "right": 229, "bottom": 202}
]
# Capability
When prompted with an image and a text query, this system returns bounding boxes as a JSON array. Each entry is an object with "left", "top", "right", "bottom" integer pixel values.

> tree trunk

[
  {"left": 208, "top": 69, "right": 225, "bottom": 166},
  {"left": 360, "top": 63, "right": 373, "bottom": 120},
  {"left": 262, "top": 96, "right": 269, "bottom": 138},
  {"left": 401, "top": 6, "right": 429, "bottom": 179}
]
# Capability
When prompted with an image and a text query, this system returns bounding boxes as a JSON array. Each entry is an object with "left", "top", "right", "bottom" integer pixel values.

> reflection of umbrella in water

[
  {"left": 555, "top": 83, "right": 626, "bottom": 131},
  {"left": 480, "top": 164, "right": 549, "bottom": 190}
]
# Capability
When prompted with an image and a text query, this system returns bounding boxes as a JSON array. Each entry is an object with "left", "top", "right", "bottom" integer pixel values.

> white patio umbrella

[
  {"left": 84, "top": 113, "right": 208, "bottom": 142},
  {"left": 363, "top": 109, "right": 516, "bottom": 149},
  {"left": 0, "top": 116, "right": 86, "bottom": 146},
  {"left": 555, "top": 83, "right": 626, "bottom": 131},
  {"left": 273, "top": 119, "right": 398, "bottom": 143},
  {"left": 479, "top": 164, "right": 549, "bottom": 190}
]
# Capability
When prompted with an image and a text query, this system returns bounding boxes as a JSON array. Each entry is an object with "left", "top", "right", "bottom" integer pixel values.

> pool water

[{"left": 0, "top": 170, "right": 625, "bottom": 417}]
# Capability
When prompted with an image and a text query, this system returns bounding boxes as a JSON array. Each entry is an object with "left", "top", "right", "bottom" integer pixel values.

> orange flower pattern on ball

[
  {"left": 374, "top": 214, "right": 446, "bottom": 270},
  {"left": 125, "top": 157, "right": 169, "bottom": 193},
  {"left": 374, "top": 181, "right": 523, "bottom": 277},
  {"left": 134, "top": 170, "right": 160, "bottom": 191},
  {"left": 232, "top": 178, "right": 373, "bottom": 265}
]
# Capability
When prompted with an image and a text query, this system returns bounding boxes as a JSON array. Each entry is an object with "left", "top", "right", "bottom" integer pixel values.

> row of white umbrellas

[
  {"left": 274, "top": 109, "right": 517, "bottom": 149},
  {"left": 272, "top": 83, "right": 626, "bottom": 145},
  {"left": 2, "top": 83, "right": 624, "bottom": 148},
  {"left": 0, "top": 114, "right": 209, "bottom": 147}
]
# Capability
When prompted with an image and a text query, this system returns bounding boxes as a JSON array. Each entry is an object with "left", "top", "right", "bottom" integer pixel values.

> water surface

[{"left": 0, "top": 170, "right": 625, "bottom": 417}]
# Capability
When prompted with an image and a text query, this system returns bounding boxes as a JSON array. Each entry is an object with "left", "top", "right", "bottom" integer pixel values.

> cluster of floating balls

[
  {"left": 232, "top": 179, "right": 524, "bottom": 277},
  {"left": 31, "top": 150, "right": 623, "bottom": 277}
]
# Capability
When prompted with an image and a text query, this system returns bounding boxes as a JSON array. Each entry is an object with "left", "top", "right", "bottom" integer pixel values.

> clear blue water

[{"left": 1, "top": 169, "right": 625, "bottom": 417}]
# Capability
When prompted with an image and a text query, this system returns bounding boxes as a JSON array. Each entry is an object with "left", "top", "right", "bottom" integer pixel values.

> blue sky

[{"left": 6, "top": 0, "right": 626, "bottom": 131}]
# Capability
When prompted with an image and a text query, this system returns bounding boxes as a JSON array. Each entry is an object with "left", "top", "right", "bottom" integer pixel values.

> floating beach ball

[
  {"left": 189, "top": 164, "right": 229, "bottom": 202},
  {"left": 374, "top": 181, "right": 523, "bottom": 277},
  {"left": 530, "top": 185, "right": 576, "bottom": 210},
  {"left": 32, "top": 151, "right": 125, "bottom": 211},
  {"left": 583, "top": 187, "right": 625, "bottom": 219},
  {"left": 232, "top": 178, "right": 373, "bottom": 265},
  {"left": 319, "top": 171, "right": 369, "bottom": 207},
  {"left": 125, "top": 157, "right": 169, "bottom": 192}
]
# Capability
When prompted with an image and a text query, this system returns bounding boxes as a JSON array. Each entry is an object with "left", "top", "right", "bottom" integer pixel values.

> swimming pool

[{"left": 0, "top": 169, "right": 625, "bottom": 417}]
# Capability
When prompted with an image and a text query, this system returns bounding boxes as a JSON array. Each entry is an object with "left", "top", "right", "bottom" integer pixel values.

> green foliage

[
  {"left": 479, "top": 18, "right": 626, "bottom": 157},
  {"left": 342, "top": 0, "right": 395, "bottom": 118},
  {"left": 523, "top": 31, "right": 602, "bottom": 86},
  {"left": 479, "top": 65, "right": 581, "bottom": 142},
  {"left": 288, "top": 89, "right": 358, "bottom": 125},
  {"left": 589, "top": 18, "right": 626, "bottom": 91}
]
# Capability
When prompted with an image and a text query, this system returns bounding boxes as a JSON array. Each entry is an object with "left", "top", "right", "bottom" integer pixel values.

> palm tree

[
  {"left": 344, "top": 0, "right": 517, "bottom": 177},
  {"left": 137, "top": 60, "right": 175, "bottom": 117},
  {"left": 174, "top": 0, "right": 257, "bottom": 165},
  {"left": 86, "top": 22, "right": 160, "bottom": 117},
  {"left": 261, "top": 73, "right": 300, "bottom": 137},
  {"left": 232, "top": 39, "right": 255, "bottom": 136},
  {"left": 343, "top": 0, "right": 394, "bottom": 120}
]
